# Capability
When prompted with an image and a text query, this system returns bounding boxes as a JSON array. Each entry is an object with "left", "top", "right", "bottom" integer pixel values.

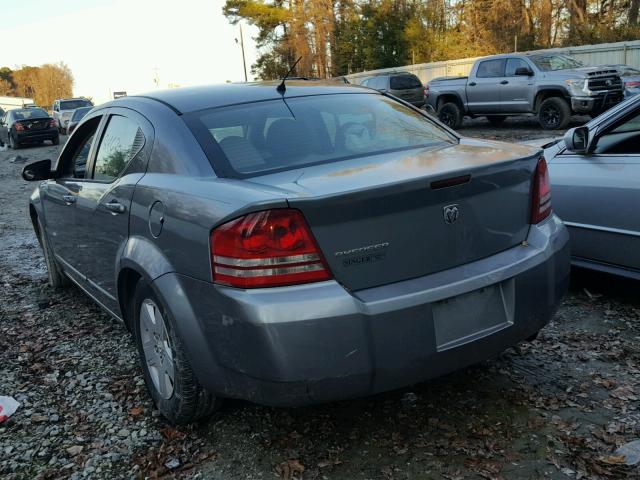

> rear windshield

[
  {"left": 185, "top": 93, "right": 456, "bottom": 178},
  {"left": 12, "top": 108, "right": 48, "bottom": 120},
  {"left": 60, "top": 99, "right": 92, "bottom": 110},
  {"left": 72, "top": 107, "right": 92, "bottom": 121},
  {"left": 390, "top": 74, "right": 422, "bottom": 90}
]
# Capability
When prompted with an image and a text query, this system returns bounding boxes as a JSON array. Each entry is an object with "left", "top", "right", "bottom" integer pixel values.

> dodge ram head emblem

[{"left": 443, "top": 204, "right": 460, "bottom": 224}]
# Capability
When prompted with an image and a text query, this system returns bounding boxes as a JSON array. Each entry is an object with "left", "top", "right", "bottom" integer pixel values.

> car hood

[{"left": 544, "top": 66, "right": 619, "bottom": 79}]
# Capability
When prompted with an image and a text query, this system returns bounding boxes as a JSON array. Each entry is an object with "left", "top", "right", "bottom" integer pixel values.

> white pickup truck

[{"left": 52, "top": 98, "right": 93, "bottom": 134}]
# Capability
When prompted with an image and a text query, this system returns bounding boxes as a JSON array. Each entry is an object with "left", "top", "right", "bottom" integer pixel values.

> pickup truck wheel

[
  {"left": 538, "top": 97, "right": 570, "bottom": 130},
  {"left": 487, "top": 115, "right": 506, "bottom": 125},
  {"left": 133, "top": 280, "right": 221, "bottom": 425},
  {"left": 437, "top": 102, "right": 462, "bottom": 129}
]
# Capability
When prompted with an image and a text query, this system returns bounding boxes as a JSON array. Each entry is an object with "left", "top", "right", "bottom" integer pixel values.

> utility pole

[
  {"left": 153, "top": 67, "right": 160, "bottom": 88},
  {"left": 238, "top": 23, "right": 248, "bottom": 82},
  {"left": 514, "top": 34, "right": 518, "bottom": 52}
]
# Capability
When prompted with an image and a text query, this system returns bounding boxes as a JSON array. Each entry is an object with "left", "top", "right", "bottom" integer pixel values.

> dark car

[
  {"left": 67, "top": 106, "right": 93, "bottom": 135},
  {"left": 0, "top": 108, "right": 59, "bottom": 149},
  {"left": 22, "top": 82, "right": 569, "bottom": 424},
  {"left": 361, "top": 72, "right": 426, "bottom": 108}
]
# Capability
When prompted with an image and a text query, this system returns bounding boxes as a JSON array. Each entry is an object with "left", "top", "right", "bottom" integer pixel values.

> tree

[{"left": 1, "top": 63, "right": 73, "bottom": 106}]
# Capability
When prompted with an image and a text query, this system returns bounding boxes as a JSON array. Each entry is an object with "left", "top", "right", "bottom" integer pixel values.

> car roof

[{"left": 120, "top": 81, "right": 372, "bottom": 114}]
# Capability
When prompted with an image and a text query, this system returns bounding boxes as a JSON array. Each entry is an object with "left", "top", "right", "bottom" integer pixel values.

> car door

[
  {"left": 40, "top": 112, "right": 105, "bottom": 284},
  {"left": 73, "top": 107, "right": 153, "bottom": 313},
  {"left": 548, "top": 106, "right": 640, "bottom": 272},
  {"left": 501, "top": 58, "right": 535, "bottom": 113},
  {"left": 466, "top": 58, "right": 506, "bottom": 114}
]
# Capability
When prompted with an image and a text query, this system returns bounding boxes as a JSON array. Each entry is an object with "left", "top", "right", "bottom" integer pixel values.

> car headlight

[{"left": 565, "top": 79, "right": 588, "bottom": 95}]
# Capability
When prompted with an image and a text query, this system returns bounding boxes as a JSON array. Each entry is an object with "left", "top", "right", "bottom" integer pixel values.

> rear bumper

[
  {"left": 15, "top": 128, "right": 58, "bottom": 143},
  {"left": 153, "top": 214, "right": 570, "bottom": 406},
  {"left": 571, "top": 92, "right": 624, "bottom": 113}
]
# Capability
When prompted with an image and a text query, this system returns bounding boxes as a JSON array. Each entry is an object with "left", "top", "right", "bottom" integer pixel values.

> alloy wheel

[
  {"left": 139, "top": 299, "right": 175, "bottom": 399},
  {"left": 541, "top": 105, "right": 560, "bottom": 128}
]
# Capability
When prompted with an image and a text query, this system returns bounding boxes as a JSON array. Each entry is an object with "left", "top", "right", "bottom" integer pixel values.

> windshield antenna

[{"left": 277, "top": 57, "right": 302, "bottom": 93}]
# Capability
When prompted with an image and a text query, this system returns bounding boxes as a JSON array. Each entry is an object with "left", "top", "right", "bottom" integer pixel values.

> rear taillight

[
  {"left": 14, "top": 122, "right": 24, "bottom": 131},
  {"left": 424, "top": 85, "right": 429, "bottom": 98},
  {"left": 625, "top": 81, "right": 640, "bottom": 87},
  {"left": 530, "top": 157, "right": 552, "bottom": 224},
  {"left": 211, "top": 209, "right": 332, "bottom": 288},
  {"left": 48, "top": 119, "right": 56, "bottom": 128}
]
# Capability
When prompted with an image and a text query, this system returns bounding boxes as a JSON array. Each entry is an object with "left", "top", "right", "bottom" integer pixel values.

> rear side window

[
  {"left": 476, "top": 59, "right": 506, "bottom": 78},
  {"left": 185, "top": 93, "right": 456, "bottom": 178},
  {"left": 390, "top": 74, "right": 422, "bottom": 90},
  {"left": 93, "top": 115, "right": 144, "bottom": 182}
]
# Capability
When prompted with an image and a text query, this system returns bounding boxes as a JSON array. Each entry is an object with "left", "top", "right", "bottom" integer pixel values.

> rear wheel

[
  {"left": 52, "top": 135, "right": 60, "bottom": 145},
  {"left": 538, "top": 97, "right": 570, "bottom": 130},
  {"left": 437, "top": 102, "right": 462, "bottom": 129},
  {"left": 486, "top": 115, "right": 506, "bottom": 125},
  {"left": 37, "top": 217, "right": 69, "bottom": 289},
  {"left": 8, "top": 133, "right": 20, "bottom": 149},
  {"left": 133, "top": 280, "right": 220, "bottom": 424}
]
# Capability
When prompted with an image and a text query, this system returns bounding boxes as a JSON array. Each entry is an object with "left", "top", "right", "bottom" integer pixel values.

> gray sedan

[
  {"left": 22, "top": 82, "right": 569, "bottom": 424},
  {"left": 545, "top": 94, "right": 640, "bottom": 279}
]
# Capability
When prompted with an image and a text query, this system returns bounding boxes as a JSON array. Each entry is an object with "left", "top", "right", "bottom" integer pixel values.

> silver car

[
  {"left": 22, "top": 81, "right": 569, "bottom": 424},
  {"left": 545, "top": 94, "right": 640, "bottom": 278}
]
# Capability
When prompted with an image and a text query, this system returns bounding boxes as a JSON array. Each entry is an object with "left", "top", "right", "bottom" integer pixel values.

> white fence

[{"left": 345, "top": 40, "right": 640, "bottom": 85}]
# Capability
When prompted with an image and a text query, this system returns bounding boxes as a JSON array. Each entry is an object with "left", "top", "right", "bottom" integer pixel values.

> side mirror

[
  {"left": 22, "top": 159, "right": 53, "bottom": 181},
  {"left": 514, "top": 67, "right": 533, "bottom": 76},
  {"left": 563, "top": 126, "right": 590, "bottom": 154}
]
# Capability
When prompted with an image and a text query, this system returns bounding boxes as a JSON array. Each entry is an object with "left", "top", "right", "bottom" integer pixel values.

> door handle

[
  {"left": 103, "top": 200, "right": 126, "bottom": 214},
  {"left": 62, "top": 195, "right": 76, "bottom": 204},
  {"left": 500, "top": 80, "right": 509, "bottom": 85},
  {"left": 468, "top": 82, "right": 477, "bottom": 86}
]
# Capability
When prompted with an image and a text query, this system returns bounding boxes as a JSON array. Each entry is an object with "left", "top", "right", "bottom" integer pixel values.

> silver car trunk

[{"left": 250, "top": 139, "right": 540, "bottom": 291}]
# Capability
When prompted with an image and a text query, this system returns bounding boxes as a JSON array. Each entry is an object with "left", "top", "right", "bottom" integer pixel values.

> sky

[{"left": 0, "top": 0, "right": 259, "bottom": 104}]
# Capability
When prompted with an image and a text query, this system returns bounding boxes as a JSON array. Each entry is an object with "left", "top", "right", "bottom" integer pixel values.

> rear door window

[
  {"left": 92, "top": 115, "right": 144, "bottom": 182},
  {"left": 390, "top": 74, "right": 422, "bottom": 90},
  {"left": 476, "top": 59, "right": 506, "bottom": 78}
]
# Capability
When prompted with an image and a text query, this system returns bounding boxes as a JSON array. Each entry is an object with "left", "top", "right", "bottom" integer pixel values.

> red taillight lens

[
  {"left": 211, "top": 209, "right": 332, "bottom": 288},
  {"left": 48, "top": 119, "right": 56, "bottom": 128},
  {"left": 625, "top": 81, "right": 640, "bottom": 87},
  {"left": 530, "top": 157, "right": 552, "bottom": 224},
  {"left": 424, "top": 85, "right": 429, "bottom": 97},
  {"left": 14, "top": 122, "right": 25, "bottom": 131}
]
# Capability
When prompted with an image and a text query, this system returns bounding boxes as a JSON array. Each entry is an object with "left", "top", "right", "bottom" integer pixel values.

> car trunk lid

[{"left": 248, "top": 139, "right": 540, "bottom": 291}]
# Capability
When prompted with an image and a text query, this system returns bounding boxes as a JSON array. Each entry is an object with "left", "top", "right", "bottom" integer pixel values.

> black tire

[
  {"left": 37, "top": 218, "right": 69, "bottom": 289},
  {"left": 487, "top": 115, "right": 507, "bottom": 125},
  {"left": 538, "top": 97, "right": 571, "bottom": 130},
  {"left": 52, "top": 135, "right": 60, "bottom": 145},
  {"left": 437, "top": 101, "right": 462, "bottom": 129},
  {"left": 133, "top": 280, "right": 220, "bottom": 424},
  {"left": 8, "top": 133, "right": 20, "bottom": 149}
]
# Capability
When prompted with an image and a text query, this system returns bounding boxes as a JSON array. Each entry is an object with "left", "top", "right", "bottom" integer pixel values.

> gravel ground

[{"left": 1, "top": 123, "right": 639, "bottom": 480}]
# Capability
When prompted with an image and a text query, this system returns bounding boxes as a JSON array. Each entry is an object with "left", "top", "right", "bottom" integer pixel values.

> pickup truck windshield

[
  {"left": 60, "top": 100, "right": 92, "bottom": 110},
  {"left": 530, "top": 54, "right": 584, "bottom": 71},
  {"left": 186, "top": 93, "right": 456, "bottom": 178}
]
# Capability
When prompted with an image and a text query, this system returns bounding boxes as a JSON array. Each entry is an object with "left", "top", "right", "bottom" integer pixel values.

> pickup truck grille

[{"left": 587, "top": 75, "right": 623, "bottom": 92}]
